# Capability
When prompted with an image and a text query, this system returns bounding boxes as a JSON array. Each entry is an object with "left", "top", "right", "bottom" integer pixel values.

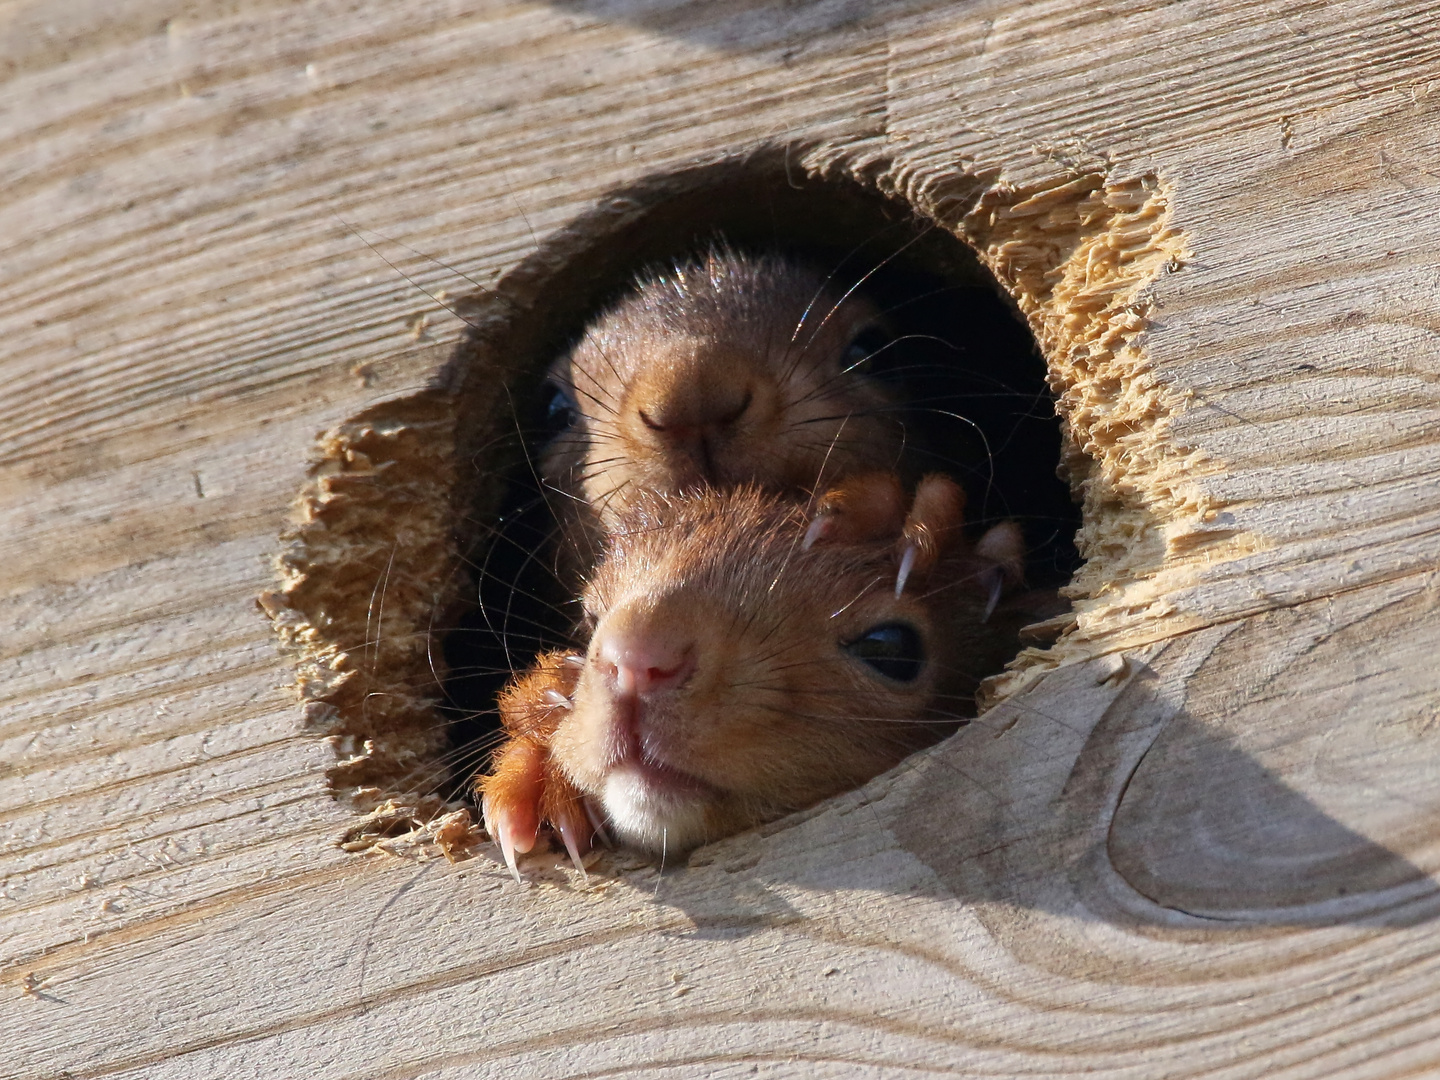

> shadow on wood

[{"left": 661, "top": 582, "right": 1440, "bottom": 937}]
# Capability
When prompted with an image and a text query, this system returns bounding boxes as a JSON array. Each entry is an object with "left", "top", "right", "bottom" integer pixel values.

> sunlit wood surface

[{"left": 3, "top": 0, "right": 1440, "bottom": 1075}]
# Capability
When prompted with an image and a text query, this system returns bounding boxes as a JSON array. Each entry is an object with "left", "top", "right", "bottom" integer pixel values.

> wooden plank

[
  {"left": 2, "top": 0, "right": 1438, "bottom": 1075},
  {"left": 9, "top": 593, "right": 1440, "bottom": 1077}
]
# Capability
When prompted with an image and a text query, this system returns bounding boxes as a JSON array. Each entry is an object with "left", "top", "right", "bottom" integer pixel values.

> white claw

[
  {"left": 802, "top": 515, "right": 829, "bottom": 551},
  {"left": 982, "top": 567, "right": 1003, "bottom": 623},
  {"left": 557, "top": 821, "right": 589, "bottom": 883},
  {"left": 543, "top": 688, "right": 573, "bottom": 709},
  {"left": 895, "top": 543, "right": 917, "bottom": 597},
  {"left": 497, "top": 826, "right": 524, "bottom": 885},
  {"left": 563, "top": 654, "right": 586, "bottom": 669},
  {"left": 583, "top": 799, "right": 613, "bottom": 848}
]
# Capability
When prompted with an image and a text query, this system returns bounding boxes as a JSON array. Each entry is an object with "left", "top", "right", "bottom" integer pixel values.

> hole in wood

[{"left": 260, "top": 151, "right": 1187, "bottom": 859}]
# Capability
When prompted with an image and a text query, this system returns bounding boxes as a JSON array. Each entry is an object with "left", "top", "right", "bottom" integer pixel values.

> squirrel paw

[{"left": 478, "top": 651, "right": 596, "bottom": 882}]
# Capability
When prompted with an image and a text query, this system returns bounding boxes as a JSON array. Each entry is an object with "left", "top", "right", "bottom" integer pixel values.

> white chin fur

[{"left": 602, "top": 767, "right": 709, "bottom": 855}]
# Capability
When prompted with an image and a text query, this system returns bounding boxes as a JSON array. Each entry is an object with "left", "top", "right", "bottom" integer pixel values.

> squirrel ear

[
  {"left": 803, "top": 472, "right": 906, "bottom": 549},
  {"left": 895, "top": 474, "right": 967, "bottom": 596}
]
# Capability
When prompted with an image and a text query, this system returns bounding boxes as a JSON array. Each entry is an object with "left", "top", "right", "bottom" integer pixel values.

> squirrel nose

[
  {"left": 597, "top": 630, "right": 696, "bottom": 698},
  {"left": 638, "top": 387, "right": 753, "bottom": 436}
]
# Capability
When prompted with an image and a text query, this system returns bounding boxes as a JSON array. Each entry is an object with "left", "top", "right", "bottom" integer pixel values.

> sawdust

[
  {"left": 259, "top": 391, "right": 465, "bottom": 827},
  {"left": 953, "top": 172, "right": 1261, "bottom": 700}
]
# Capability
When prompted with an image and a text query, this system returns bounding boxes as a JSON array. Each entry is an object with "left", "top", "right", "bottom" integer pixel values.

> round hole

[
  {"left": 437, "top": 156, "right": 1078, "bottom": 817},
  {"left": 262, "top": 149, "right": 1197, "bottom": 853}
]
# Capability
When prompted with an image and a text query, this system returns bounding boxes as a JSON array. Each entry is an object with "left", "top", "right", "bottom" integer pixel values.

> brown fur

[
  {"left": 484, "top": 475, "right": 1030, "bottom": 860},
  {"left": 542, "top": 250, "right": 908, "bottom": 573}
]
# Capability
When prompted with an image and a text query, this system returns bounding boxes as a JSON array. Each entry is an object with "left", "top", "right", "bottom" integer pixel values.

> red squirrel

[
  {"left": 539, "top": 249, "right": 915, "bottom": 571},
  {"left": 478, "top": 471, "right": 1028, "bottom": 878}
]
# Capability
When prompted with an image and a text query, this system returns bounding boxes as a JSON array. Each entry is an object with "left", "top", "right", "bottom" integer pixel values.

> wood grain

[{"left": 2, "top": 0, "right": 1439, "bottom": 1076}]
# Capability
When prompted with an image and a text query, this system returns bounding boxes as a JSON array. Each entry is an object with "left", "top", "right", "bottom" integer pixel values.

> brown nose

[
  {"left": 637, "top": 388, "right": 752, "bottom": 436},
  {"left": 597, "top": 628, "right": 696, "bottom": 698}
]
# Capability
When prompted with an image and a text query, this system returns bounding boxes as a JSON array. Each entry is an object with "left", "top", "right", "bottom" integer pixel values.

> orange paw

[{"left": 477, "top": 650, "right": 596, "bottom": 881}]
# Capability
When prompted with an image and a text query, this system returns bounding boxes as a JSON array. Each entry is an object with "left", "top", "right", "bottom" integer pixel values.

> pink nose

[{"left": 597, "top": 630, "right": 695, "bottom": 697}]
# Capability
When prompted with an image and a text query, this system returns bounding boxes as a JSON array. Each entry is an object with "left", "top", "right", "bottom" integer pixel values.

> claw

[
  {"left": 480, "top": 796, "right": 495, "bottom": 842},
  {"left": 493, "top": 806, "right": 540, "bottom": 884},
  {"left": 980, "top": 566, "right": 1004, "bottom": 622},
  {"left": 895, "top": 543, "right": 917, "bottom": 597},
  {"left": 802, "top": 515, "right": 831, "bottom": 551},
  {"left": 555, "top": 818, "right": 589, "bottom": 882},
  {"left": 583, "top": 799, "right": 613, "bottom": 848},
  {"left": 482, "top": 794, "right": 537, "bottom": 885},
  {"left": 543, "top": 688, "right": 573, "bottom": 709},
  {"left": 497, "top": 824, "right": 523, "bottom": 884}
]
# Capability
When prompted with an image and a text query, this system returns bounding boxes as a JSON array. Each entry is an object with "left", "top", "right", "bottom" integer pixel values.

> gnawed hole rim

[
  {"left": 264, "top": 149, "right": 1190, "bottom": 854},
  {"left": 438, "top": 160, "right": 1079, "bottom": 816}
]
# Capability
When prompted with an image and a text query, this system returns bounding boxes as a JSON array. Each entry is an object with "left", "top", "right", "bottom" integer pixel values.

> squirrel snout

[
  {"left": 629, "top": 378, "right": 770, "bottom": 485},
  {"left": 597, "top": 629, "right": 696, "bottom": 699},
  {"left": 636, "top": 387, "right": 753, "bottom": 437}
]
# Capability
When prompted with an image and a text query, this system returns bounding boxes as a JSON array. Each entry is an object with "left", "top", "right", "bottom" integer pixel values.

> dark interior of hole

[{"left": 432, "top": 165, "right": 1081, "bottom": 805}]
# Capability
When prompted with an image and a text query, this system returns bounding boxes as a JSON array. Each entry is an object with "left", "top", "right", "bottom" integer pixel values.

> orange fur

[
  {"left": 478, "top": 651, "right": 592, "bottom": 867},
  {"left": 480, "top": 479, "right": 1039, "bottom": 860}
]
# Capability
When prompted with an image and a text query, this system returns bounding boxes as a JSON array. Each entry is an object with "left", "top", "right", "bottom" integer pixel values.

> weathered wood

[{"left": 3, "top": 0, "right": 1439, "bottom": 1076}]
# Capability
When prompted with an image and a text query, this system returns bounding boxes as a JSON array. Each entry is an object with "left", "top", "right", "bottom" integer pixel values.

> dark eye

[
  {"left": 842, "top": 327, "right": 894, "bottom": 375},
  {"left": 842, "top": 622, "right": 925, "bottom": 682},
  {"left": 543, "top": 382, "right": 579, "bottom": 436}
]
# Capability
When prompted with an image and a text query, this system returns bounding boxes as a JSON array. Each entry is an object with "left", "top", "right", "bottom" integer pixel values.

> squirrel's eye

[
  {"left": 842, "top": 327, "right": 894, "bottom": 375},
  {"left": 842, "top": 622, "right": 925, "bottom": 682},
  {"left": 544, "top": 383, "right": 579, "bottom": 435}
]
